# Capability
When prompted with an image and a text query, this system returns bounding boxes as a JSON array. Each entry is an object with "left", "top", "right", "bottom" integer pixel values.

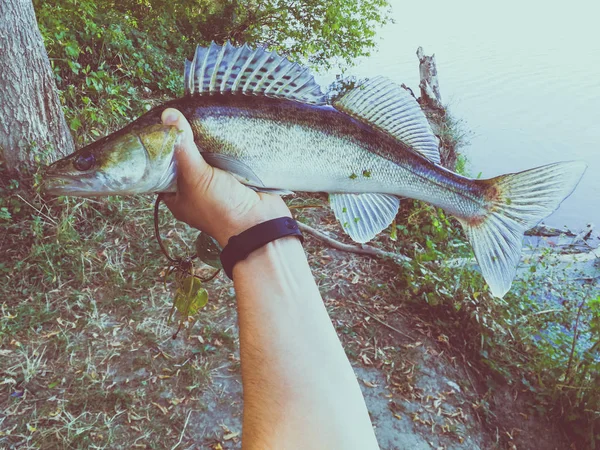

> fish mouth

[{"left": 42, "top": 172, "right": 106, "bottom": 197}]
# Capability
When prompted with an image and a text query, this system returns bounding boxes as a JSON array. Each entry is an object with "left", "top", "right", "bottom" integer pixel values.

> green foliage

[
  {"left": 34, "top": 0, "right": 185, "bottom": 146},
  {"left": 33, "top": 0, "right": 390, "bottom": 147},
  {"left": 391, "top": 200, "right": 600, "bottom": 445}
]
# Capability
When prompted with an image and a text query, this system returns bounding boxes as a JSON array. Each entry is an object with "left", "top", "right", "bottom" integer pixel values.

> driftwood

[
  {"left": 297, "top": 222, "right": 411, "bottom": 264},
  {"left": 417, "top": 46, "right": 444, "bottom": 111},
  {"left": 525, "top": 224, "right": 577, "bottom": 238}
]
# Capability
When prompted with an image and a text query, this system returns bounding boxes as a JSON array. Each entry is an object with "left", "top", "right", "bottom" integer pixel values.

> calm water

[{"left": 318, "top": 0, "right": 600, "bottom": 233}]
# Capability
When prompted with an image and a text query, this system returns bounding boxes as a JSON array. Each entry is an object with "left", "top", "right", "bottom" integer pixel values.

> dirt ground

[
  {"left": 0, "top": 198, "right": 575, "bottom": 450},
  {"left": 178, "top": 248, "right": 571, "bottom": 450}
]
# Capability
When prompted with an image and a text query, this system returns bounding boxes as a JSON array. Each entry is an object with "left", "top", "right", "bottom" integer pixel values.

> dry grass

[
  {"left": 0, "top": 185, "right": 473, "bottom": 449},
  {"left": 1, "top": 182, "right": 591, "bottom": 449},
  {"left": 0, "top": 186, "right": 244, "bottom": 449}
]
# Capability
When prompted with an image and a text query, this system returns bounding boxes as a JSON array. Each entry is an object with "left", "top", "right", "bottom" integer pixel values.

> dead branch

[
  {"left": 296, "top": 222, "right": 411, "bottom": 264},
  {"left": 347, "top": 301, "right": 416, "bottom": 342},
  {"left": 417, "top": 46, "right": 444, "bottom": 111}
]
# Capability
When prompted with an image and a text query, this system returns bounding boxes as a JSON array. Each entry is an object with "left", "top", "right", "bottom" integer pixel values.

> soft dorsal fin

[
  {"left": 184, "top": 42, "right": 327, "bottom": 105},
  {"left": 333, "top": 76, "right": 441, "bottom": 164}
]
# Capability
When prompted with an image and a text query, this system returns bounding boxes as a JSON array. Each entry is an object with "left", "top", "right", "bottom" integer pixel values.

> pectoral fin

[
  {"left": 202, "top": 152, "right": 265, "bottom": 188},
  {"left": 249, "top": 186, "right": 295, "bottom": 196},
  {"left": 201, "top": 152, "right": 294, "bottom": 195}
]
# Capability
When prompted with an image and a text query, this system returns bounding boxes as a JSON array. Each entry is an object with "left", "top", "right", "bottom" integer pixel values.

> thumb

[{"left": 161, "top": 108, "right": 211, "bottom": 187}]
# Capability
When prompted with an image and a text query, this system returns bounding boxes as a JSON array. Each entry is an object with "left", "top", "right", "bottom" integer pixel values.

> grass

[
  {"left": 1, "top": 176, "right": 598, "bottom": 448},
  {"left": 0, "top": 170, "right": 242, "bottom": 448}
]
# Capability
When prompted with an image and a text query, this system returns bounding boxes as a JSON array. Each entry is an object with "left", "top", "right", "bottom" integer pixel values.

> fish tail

[{"left": 458, "top": 161, "right": 587, "bottom": 298}]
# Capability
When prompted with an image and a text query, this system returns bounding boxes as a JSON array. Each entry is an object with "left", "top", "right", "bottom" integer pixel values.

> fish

[{"left": 44, "top": 42, "right": 587, "bottom": 298}]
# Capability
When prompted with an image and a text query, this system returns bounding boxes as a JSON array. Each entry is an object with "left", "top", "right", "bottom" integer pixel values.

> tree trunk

[{"left": 0, "top": 0, "right": 74, "bottom": 172}]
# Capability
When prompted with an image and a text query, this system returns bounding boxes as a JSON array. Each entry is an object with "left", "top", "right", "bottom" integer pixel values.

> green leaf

[
  {"left": 173, "top": 276, "right": 208, "bottom": 317},
  {"left": 69, "top": 117, "right": 81, "bottom": 132},
  {"left": 389, "top": 224, "right": 397, "bottom": 241},
  {"left": 0, "top": 207, "right": 12, "bottom": 221}
]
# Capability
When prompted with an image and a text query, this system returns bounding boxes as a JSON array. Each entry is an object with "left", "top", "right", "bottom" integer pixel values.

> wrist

[
  {"left": 214, "top": 197, "right": 292, "bottom": 248},
  {"left": 220, "top": 217, "right": 303, "bottom": 279},
  {"left": 232, "top": 234, "right": 306, "bottom": 282}
]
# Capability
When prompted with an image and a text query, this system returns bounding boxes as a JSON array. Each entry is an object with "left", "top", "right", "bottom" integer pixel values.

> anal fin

[{"left": 330, "top": 193, "right": 400, "bottom": 243}]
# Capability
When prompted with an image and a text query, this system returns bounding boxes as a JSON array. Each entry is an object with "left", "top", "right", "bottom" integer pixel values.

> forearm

[
  {"left": 234, "top": 236, "right": 379, "bottom": 450},
  {"left": 159, "top": 109, "right": 377, "bottom": 447}
]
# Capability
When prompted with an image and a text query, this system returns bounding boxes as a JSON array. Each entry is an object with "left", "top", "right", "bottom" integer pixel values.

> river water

[{"left": 318, "top": 0, "right": 599, "bottom": 234}]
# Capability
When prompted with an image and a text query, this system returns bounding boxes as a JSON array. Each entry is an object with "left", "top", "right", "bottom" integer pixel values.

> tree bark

[{"left": 0, "top": 0, "right": 74, "bottom": 172}]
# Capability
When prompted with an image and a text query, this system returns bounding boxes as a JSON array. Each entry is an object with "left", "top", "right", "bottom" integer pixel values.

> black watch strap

[{"left": 220, "top": 217, "right": 304, "bottom": 279}]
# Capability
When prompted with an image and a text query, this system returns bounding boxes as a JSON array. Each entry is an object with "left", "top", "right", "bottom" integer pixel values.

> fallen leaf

[
  {"left": 169, "top": 397, "right": 185, "bottom": 406},
  {"left": 151, "top": 401, "right": 168, "bottom": 415},
  {"left": 191, "top": 335, "right": 205, "bottom": 344},
  {"left": 223, "top": 431, "right": 240, "bottom": 440},
  {"left": 127, "top": 412, "right": 146, "bottom": 422},
  {"left": 42, "top": 331, "right": 60, "bottom": 339},
  {"left": 56, "top": 317, "right": 76, "bottom": 328},
  {"left": 362, "top": 380, "right": 378, "bottom": 388}
]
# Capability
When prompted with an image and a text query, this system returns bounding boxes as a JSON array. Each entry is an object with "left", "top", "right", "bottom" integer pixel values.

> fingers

[{"left": 161, "top": 108, "right": 211, "bottom": 187}]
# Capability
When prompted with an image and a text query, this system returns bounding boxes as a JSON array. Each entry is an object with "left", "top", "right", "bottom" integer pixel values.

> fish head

[{"left": 44, "top": 124, "right": 181, "bottom": 196}]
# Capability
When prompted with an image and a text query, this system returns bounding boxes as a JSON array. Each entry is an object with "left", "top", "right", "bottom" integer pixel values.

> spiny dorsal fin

[
  {"left": 333, "top": 76, "right": 441, "bottom": 164},
  {"left": 184, "top": 42, "right": 327, "bottom": 105}
]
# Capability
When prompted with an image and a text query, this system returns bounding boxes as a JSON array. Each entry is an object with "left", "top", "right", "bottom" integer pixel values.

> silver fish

[{"left": 44, "top": 42, "right": 587, "bottom": 297}]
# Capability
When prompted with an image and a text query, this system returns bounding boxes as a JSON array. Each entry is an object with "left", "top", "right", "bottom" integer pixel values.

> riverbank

[{"left": 1, "top": 52, "right": 598, "bottom": 450}]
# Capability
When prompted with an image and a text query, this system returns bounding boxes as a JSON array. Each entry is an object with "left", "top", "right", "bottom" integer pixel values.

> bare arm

[{"left": 161, "top": 108, "right": 379, "bottom": 450}]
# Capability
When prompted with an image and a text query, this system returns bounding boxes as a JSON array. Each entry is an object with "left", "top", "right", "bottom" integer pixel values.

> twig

[
  {"left": 348, "top": 301, "right": 415, "bottom": 342},
  {"left": 296, "top": 222, "right": 411, "bottom": 264},
  {"left": 288, "top": 203, "right": 325, "bottom": 210},
  {"left": 17, "top": 194, "right": 57, "bottom": 225},
  {"left": 171, "top": 410, "right": 192, "bottom": 450},
  {"left": 528, "top": 309, "right": 562, "bottom": 316},
  {"left": 564, "top": 299, "right": 586, "bottom": 383}
]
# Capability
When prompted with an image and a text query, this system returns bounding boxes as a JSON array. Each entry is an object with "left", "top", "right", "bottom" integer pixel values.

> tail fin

[{"left": 459, "top": 161, "right": 587, "bottom": 298}]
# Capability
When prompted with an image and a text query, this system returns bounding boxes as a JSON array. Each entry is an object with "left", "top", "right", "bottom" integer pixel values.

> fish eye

[{"left": 73, "top": 153, "right": 95, "bottom": 171}]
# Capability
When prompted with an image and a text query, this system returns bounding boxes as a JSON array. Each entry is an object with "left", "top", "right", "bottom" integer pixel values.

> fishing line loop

[{"left": 153, "top": 194, "right": 220, "bottom": 282}]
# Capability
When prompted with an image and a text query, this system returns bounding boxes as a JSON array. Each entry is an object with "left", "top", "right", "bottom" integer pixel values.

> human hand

[{"left": 160, "top": 108, "right": 291, "bottom": 247}]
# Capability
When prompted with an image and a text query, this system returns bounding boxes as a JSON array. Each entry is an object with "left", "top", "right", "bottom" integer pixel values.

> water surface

[{"left": 319, "top": 0, "right": 599, "bottom": 234}]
